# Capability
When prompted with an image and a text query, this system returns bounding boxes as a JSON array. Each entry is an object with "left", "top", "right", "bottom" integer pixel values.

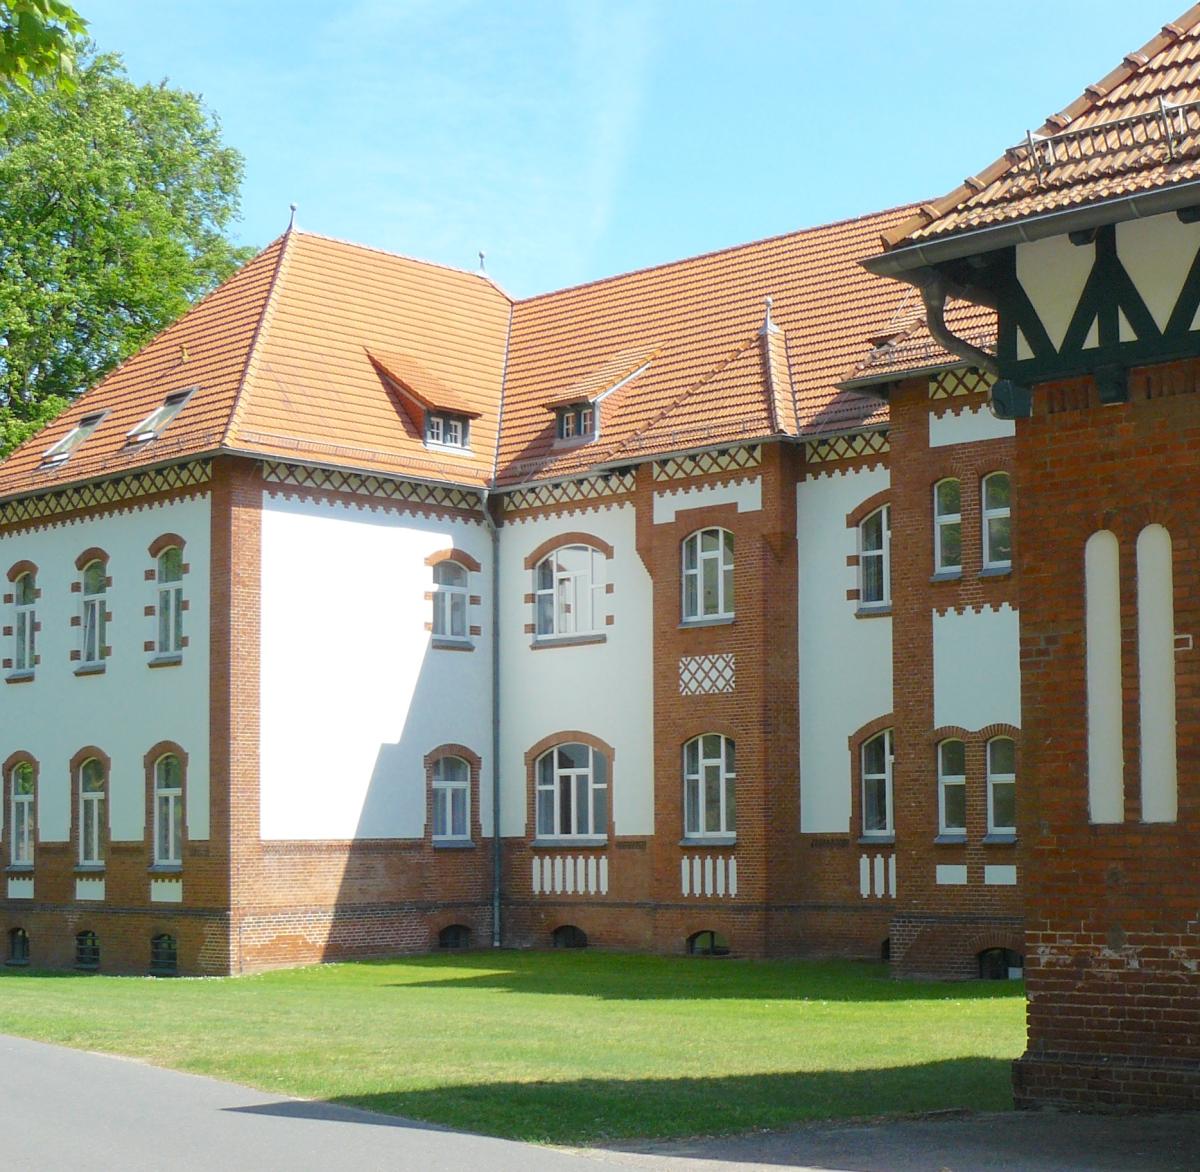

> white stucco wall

[
  {"left": 796, "top": 466, "right": 892, "bottom": 833},
  {"left": 0, "top": 494, "right": 211, "bottom": 844},
  {"left": 652, "top": 475, "right": 762, "bottom": 525},
  {"left": 932, "top": 603, "right": 1020, "bottom": 731},
  {"left": 1118, "top": 212, "right": 1200, "bottom": 333},
  {"left": 1016, "top": 232, "right": 1093, "bottom": 356},
  {"left": 498, "top": 502, "right": 653, "bottom": 838},
  {"left": 928, "top": 404, "right": 1015, "bottom": 448},
  {"left": 258, "top": 494, "right": 492, "bottom": 840}
]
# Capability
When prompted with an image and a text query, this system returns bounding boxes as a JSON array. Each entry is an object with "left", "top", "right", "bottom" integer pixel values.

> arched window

[
  {"left": 13, "top": 571, "right": 36, "bottom": 674},
  {"left": 861, "top": 729, "right": 893, "bottom": 837},
  {"left": 81, "top": 560, "right": 107, "bottom": 667},
  {"left": 432, "top": 561, "right": 469, "bottom": 640},
  {"left": 534, "top": 545, "right": 605, "bottom": 638},
  {"left": 859, "top": 507, "right": 890, "bottom": 607},
  {"left": 683, "top": 734, "right": 735, "bottom": 837},
  {"left": 75, "top": 930, "right": 100, "bottom": 971},
  {"left": 156, "top": 547, "right": 185, "bottom": 656},
  {"left": 432, "top": 756, "right": 470, "bottom": 840},
  {"left": 551, "top": 924, "right": 587, "bottom": 949},
  {"left": 987, "top": 737, "right": 1016, "bottom": 835},
  {"left": 7, "top": 926, "right": 29, "bottom": 966},
  {"left": 438, "top": 924, "right": 471, "bottom": 949},
  {"left": 154, "top": 754, "right": 184, "bottom": 866},
  {"left": 536, "top": 743, "right": 608, "bottom": 838},
  {"left": 937, "top": 739, "right": 966, "bottom": 835},
  {"left": 79, "top": 758, "right": 106, "bottom": 866},
  {"left": 150, "top": 933, "right": 178, "bottom": 976},
  {"left": 933, "top": 479, "right": 961, "bottom": 574},
  {"left": 687, "top": 930, "right": 730, "bottom": 956},
  {"left": 981, "top": 472, "right": 1012, "bottom": 570},
  {"left": 682, "top": 528, "right": 734, "bottom": 621},
  {"left": 9, "top": 760, "right": 34, "bottom": 867}
]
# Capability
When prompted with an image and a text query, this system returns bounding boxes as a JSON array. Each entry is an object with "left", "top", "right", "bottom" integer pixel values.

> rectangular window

[
  {"left": 861, "top": 730, "right": 893, "bottom": 836},
  {"left": 859, "top": 507, "right": 890, "bottom": 606},
  {"left": 556, "top": 404, "right": 596, "bottom": 441},
  {"left": 934, "top": 479, "right": 962, "bottom": 574},
  {"left": 938, "top": 740, "right": 966, "bottom": 834},
  {"left": 982, "top": 473, "right": 1012, "bottom": 569},
  {"left": 425, "top": 412, "right": 469, "bottom": 449},
  {"left": 41, "top": 412, "right": 105, "bottom": 466}
]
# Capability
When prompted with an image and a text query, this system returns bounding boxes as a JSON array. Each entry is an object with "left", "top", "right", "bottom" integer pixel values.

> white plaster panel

[
  {"left": 1118, "top": 212, "right": 1200, "bottom": 331},
  {"left": 652, "top": 476, "right": 761, "bottom": 525},
  {"left": 150, "top": 877, "right": 184, "bottom": 903},
  {"left": 499, "top": 503, "right": 653, "bottom": 837},
  {"left": 797, "top": 466, "right": 892, "bottom": 832},
  {"left": 936, "top": 864, "right": 967, "bottom": 886},
  {"left": 984, "top": 864, "right": 1017, "bottom": 886},
  {"left": 1016, "top": 233, "right": 1095, "bottom": 351},
  {"left": 933, "top": 604, "right": 1020, "bottom": 732},
  {"left": 259, "top": 495, "right": 492, "bottom": 840},
  {"left": 1086, "top": 530, "right": 1125, "bottom": 824},
  {"left": 7, "top": 877, "right": 33, "bottom": 899},
  {"left": 75, "top": 877, "right": 105, "bottom": 901},
  {"left": 928, "top": 404, "right": 1015, "bottom": 448},
  {"left": 0, "top": 495, "right": 211, "bottom": 844},
  {"left": 1137, "top": 525, "right": 1178, "bottom": 823}
]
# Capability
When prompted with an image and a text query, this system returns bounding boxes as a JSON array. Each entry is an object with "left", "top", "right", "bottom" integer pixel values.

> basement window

[
  {"left": 128, "top": 388, "right": 195, "bottom": 443},
  {"left": 41, "top": 411, "right": 106, "bottom": 466},
  {"left": 556, "top": 403, "right": 596, "bottom": 441},
  {"left": 425, "top": 412, "right": 470, "bottom": 450}
]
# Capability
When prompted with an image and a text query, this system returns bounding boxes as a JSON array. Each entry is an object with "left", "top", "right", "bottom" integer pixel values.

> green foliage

[
  {"left": 0, "top": 953, "right": 1026, "bottom": 1142},
  {"left": 0, "top": 49, "right": 253, "bottom": 456},
  {"left": 0, "top": 1, "right": 85, "bottom": 92}
]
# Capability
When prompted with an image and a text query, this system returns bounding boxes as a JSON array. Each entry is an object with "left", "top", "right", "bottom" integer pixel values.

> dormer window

[
  {"left": 41, "top": 412, "right": 106, "bottom": 466},
  {"left": 128, "top": 389, "right": 194, "bottom": 443},
  {"left": 557, "top": 404, "right": 596, "bottom": 441},
  {"left": 425, "top": 412, "right": 469, "bottom": 450}
]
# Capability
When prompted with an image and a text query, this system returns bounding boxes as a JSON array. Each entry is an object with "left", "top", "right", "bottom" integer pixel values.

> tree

[
  {"left": 0, "top": 1, "right": 86, "bottom": 91},
  {"left": 0, "top": 50, "right": 253, "bottom": 454}
]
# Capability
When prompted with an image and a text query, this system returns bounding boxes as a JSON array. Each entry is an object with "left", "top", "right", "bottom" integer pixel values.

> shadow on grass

[
  {"left": 224, "top": 1059, "right": 1014, "bottom": 1146},
  {"left": 374, "top": 951, "right": 1027, "bottom": 1004}
]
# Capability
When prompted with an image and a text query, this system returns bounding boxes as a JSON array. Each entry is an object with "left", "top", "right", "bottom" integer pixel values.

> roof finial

[
  {"left": 288, "top": 203, "right": 298, "bottom": 232},
  {"left": 760, "top": 294, "right": 780, "bottom": 335},
  {"left": 478, "top": 250, "right": 487, "bottom": 275}
]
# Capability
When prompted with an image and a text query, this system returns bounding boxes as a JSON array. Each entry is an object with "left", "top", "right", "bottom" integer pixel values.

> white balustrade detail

[
  {"left": 530, "top": 854, "right": 608, "bottom": 896},
  {"left": 680, "top": 854, "right": 737, "bottom": 898},
  {"left": 859, "top": 852, "right": 896, "bottom": 899}
]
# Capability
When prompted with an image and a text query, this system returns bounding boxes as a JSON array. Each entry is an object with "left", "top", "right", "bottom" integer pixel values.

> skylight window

[
  {"left": 128, "top": 388, "right": 195, "bottom": 443},
  {"left": 41, "top": 412, "right": 106, "bottom": 466}
]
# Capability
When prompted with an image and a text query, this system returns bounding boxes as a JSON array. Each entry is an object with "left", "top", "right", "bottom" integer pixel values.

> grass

[{"left": 0, "top": 951, "right": 1025, "bottom": 1143}]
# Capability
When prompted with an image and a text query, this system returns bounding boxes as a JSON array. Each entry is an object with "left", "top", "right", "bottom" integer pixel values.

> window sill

[
  {"left": 530, "top": 633, "right": 606, "bottom": 650},
  {"left": 679, "top": 616, "right": 735, "bottom": 630},
  {"left": 431, "top": 637, "right": 475, "bottom": 652},
  {"left": 979, "top": 566, "right": 1012, "bottom": 579},
  {"left": 423, "top": 442, "right": 474, "bottom": 458},
  {"left": 934, "top": 833, "right": 967, "bottom": 845},
  {"left": 148, "top": 863, "right": 183, "bottom": 874},
  {"left": 983, "top": 832, "right": 1017, "bottom": 845},
  {"left": 4, "top": 670, "right": 34, "bottom": 685},
  {"left": 551, "top": 435, "right": 597, "bottom": 450},
  {"left": 74, "top": 663, "right": 106, "bottom": 677},
  {"left": 532, "top": 837, "right": 607, "bottom": 849},
  {"left": 855, "top": 605, "right": 892, "bottom": 620},
  {"left": 930, "top": 571, "right": 962, "bottom": 583},
  {"left": 147, "top": 654, "right": 182, "bottom": 669},
  {"left": 679, "top": 836, "right": 736, "bottom": 848},
  {"left": 858, "top": 834, "right": 895, "bottom": 846},
  {"left": 74, "top": 865, "right": 105, "bottom": 875},
  {"left": 4, "top": 864, "right": 33, "bottom": 874},
  {"left": 432, "top": 838, "right": 475, "bottom": 849}
]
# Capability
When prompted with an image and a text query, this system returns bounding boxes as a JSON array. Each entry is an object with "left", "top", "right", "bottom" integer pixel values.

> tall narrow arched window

[
  {"left": 10, "top": 761, "right": 34, "bottom": 866},
  {"left": 861, "top": 729, "right": 893, "bottom": 837},
  {"left": 8, "top": 927, "right": 29, "bottom": 965},
  {"left": 682, "top": 528, "right": 734, "bottom": 621},
  {"left": 81, "top": 560, "right": 107, "bottom": 667},
  {"left": 937, "top": 739, "right": 966, "bottom": 835},
  {"left": 859, "top": 506, "right": 890, "bottom": 607},
  {"left": 157, "top": 547, "right": 185, "bottom": 656},
  {"left": 13, "top": 571, "right": 36, "bottom": 674},
  {"left": 981, "top": 472, "right": 1012, "bottom": 570},
  {"left": 534, "top": 545, "right": 605, "bottom": 638},
  {"left": 683, "top": 734, "right": 736, "bottom": 837},
  {"left": 933, "top": 479, "right": 961, "bottom": 574},
  {"left": 79, "top": 758, "right": 106, "bottom": 866},
  {"left": 987, "top": 737, "right": 1016, "bottom": 835},
  {"left": 535, "top": 743, "right": 608, "bottom": 839},
  {"left": 432, "top": 561, "right": 469, "bottom": 640},
  {"left": 432, "top": 756, "right": 470, "bottom": 839},
  {"left": 154, "top": 754, "right": 184, "bottom": 866}
]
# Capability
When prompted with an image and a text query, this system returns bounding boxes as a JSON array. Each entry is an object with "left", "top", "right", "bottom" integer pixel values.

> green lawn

[{"left": 0, "top": 952, "right": 1025, "bottom": 1143}]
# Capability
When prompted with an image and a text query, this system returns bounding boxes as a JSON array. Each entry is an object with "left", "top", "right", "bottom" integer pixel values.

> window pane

[
  {"left": 702, "top": 557, "right": 719, "bottom": 614},
  {"left": 701, "top": 733, "right": 720, "bottom": 760},
  {"left": 863, "top": 734, "right": 886, "bottom": 776},
  {"left": 724, "top": 739, "right": 735, "bottom": 773},
  {"left": 985, "top": 473, "right": 1010, "bottom": 510},
  {"left": 723, "top": 530, "right": 734, "bottom": 561},
  {"left": 701, "top": 528, "right": 719, "bottom": 553},
  {"left": 558, "top": 743, "right": 589, "bottom": 770},
  {"left": 82, "top": 761, "right": 105, "bottom": 792},
  {"left": 439, "top": 757, "right": 468, "bottom": 783},
  {"left": 864, "top": 776, "right": 887, "bottom": 832},
  {"left": 450, "top": 591, "right": 467, "bottom": 637},
  {"left": 861, "top": 552, "right": 883, "bottom": 603},
  {"left": 939, "top": 521, "right": 962, "bottom": 568},
  {"left": 536, "top": 788, "right": 553, "bottom": 836},
  {"left": 556, "top": 576, "right": 575, "bottom": 634},
  {"left": 83, "top": 562, "right": 106, "bottom": 594},
  {"left": 683, "top": 574, "right": 698, "bottom": 618},
  {"left": 537, "top": 753, "right": 554, "bottom": 787},
  {"left": 726, "top": 775, "right": 735, "bottom": 829},
  {"left": 685, "top": 776, "right": 699, "bottom": 834},
  {"left": 15, "top": 764, "right": 34, "bottom": 795},
  {"left": 988, "top": 517, "right": 1012, "bottom": 563},
  {"left": 15, "top": 574, "right": 34, "bottom": 605},
  {"left": 940, "top": 740, "right": 965, "bottom": 776},
  {"left": 159, "top": 548, "right": 183, "bottom": 583},
  {"left": 592, "top": 752, "right": 607, "bottom": 787},
  {"left": 536, "top": 557, "right": 554, "bottom": 590},
  {"left": 989, "top": 738, "right": 1016, "bottom": 775},
  {"left": 683, "top": 537, "right": 697, "bottom": 571},
  {"left": 722, "top": 567, "right": 734, "bottom": 612},
  {"left": 704, "top": 764, "right": 721, "bottom": 832},
  {"left": 992, "top": 781, "right": 1016, "bottom": 829},
  {"left": 435, "top": 562, "right": 467, "bottom": 587},
  {"left": 936, "top": 480, "right": 960, "bottom": 515},
  {"left": 158, "top": 594, "right": 172, "bottom": 650},
  {"left": 559, "top": 776, "right": 573, "bottom": 834},
  {"left": 451, "top": 788, "right": 467, "bottom": 837},
  {"left": 536, "top": 593, "right": 554, "bottom": 635},
  {"left": 861, "top": 511, "right": 883, "bottom": 552},
  {"left": 684, "top": 738, "right": 699, "bottom": 776},
  {"left": 591, "top": 785, "right": 606, "bottom": 836},
  {"left": 943, "top": 782, "right": 966, "bottom": 830}
]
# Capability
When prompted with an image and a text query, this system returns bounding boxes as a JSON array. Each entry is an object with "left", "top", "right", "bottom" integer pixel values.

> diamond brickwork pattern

[
  {"left": 262, "top": 461, "right": 480, "bottom": 512},
  {"left": 652, "top": 445, "right": 761, "bottom": 482},
  {"left": 500, "top": 472, "right": 636, "bottom": 513},
  {"left": 803, "top": 430, "right": 889, "bottom": 465},
  {"left": 679, "top": 653, "right": 736, "bottom": 695},
  {"left": 929, "top": 368, "right": 996, "bottom": 400}
]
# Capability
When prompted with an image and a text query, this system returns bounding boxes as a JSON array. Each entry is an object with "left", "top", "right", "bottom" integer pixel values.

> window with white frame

[
  {"left": 432, "top": 561, "right": 469, "bottom": 640},
  {"left": 78, "top": 758, "right": 106, "bottom": 866},
  {"left": 982, "top": 472, "right": 1012, "bottom": 570},
  {"left": 682, "top": 528, "right": 734, "bottom": 621},
  {"left": 425, "top": 412, "right": 469, "bottom": 449},
  {"left": 10, "top": 761, "right": 34, "bottom": 867},
  {"left": 861, "top": 729, "right": 893, "bottom": 837},
  {"left": 534, "top": 545, "right": 605, "bottom": 638},
  {"left": 937, "top": 739, "right": 966, "bottom": 835},
  {"left": 933, "top": 478, "right": 962, "bottom": 574},
  {"left": 556, "top": 403, "right": 596, "bottom": 441},
  {"left": 433, "top": 756, "right": 470, "bottom": 839},
  {"left": 535, "top": 743, "right": 608, "bottom": 838},
  {"left": 154, "top": 754, "right": 183, "bottom": 866},
  {"left": 13, "top": 571, "right": 35, "bottom": 674},
  {"left": 987, "top": 737, "right": 1016, "bottom": 835},
  {"left": 41, "top": 411, "right": 105, "bottom": 466},
  {"left": 859, "top": 506, "right": 890, "bottom": 607},
  {"left": 683, "top": 734, "right": 736, "bottom": 837},
  {"left": 128, "top": 389, "right": 194, "bottom": 443},
  {"left": 80, "top": 560, "right": 107, "bottom": 667},
  {"left": 156, "top": 547, "right": 184, "bottom": 656}
]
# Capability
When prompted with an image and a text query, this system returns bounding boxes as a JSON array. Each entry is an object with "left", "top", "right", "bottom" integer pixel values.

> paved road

[{"left": 3, "top": 1033, "right": 1199, "bottom": 1171}]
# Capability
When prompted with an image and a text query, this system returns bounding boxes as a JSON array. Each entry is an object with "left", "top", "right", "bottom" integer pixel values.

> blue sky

[{"left": 84, "top": 0, "right": 1159, "bottom": 298}]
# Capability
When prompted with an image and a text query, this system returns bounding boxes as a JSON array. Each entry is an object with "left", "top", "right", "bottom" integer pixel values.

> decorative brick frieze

[
  {"left": 500, "top": 471, "right": 636, "bottom": 513},
  {"left": 261, "top": 460, "right": 482, "bottom": 515},
  {"left": 678, "top": 653, "right": 736, "bottom": 695},
  {"left": 651, "top": 444, "right": 761, "bottom": 482},
  {"left": 803, "top": 430, "right": 889, "bottom": 465}
]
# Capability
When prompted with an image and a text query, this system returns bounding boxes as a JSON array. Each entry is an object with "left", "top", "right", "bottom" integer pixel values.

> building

[{"left": 868, "top": 3, "right": 1200, "bottom": 1110}]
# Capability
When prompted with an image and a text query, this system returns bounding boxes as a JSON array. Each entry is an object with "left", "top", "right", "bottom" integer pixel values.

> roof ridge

[
  {"left": 516, "top": 201, "right": 924, "bottom": 305},
  {"left": 219, "top": 231, "right": 295, "bottom": 449},
  {"left": 882, "top": 4, "right": 1200, "bottom": 248}
]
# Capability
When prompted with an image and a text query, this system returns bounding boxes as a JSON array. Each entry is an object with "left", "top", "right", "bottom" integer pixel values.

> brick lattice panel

[
  {"left": 928, "top": 367, "right": 996, "bottom": 400},
  {"left": 261, "top": 460, "right": 480, "bottom": 512},
  {"left": 678, "top": 653, "right": 736, "bottom": 695},
  {"left": 652, "top": 444, "right": 761, "bottom": 481},
  {"left": 803, "top": 430, "right": 889, "bottom": 464},
  {"left": 500, "top": 471, "right": 636, "bottom": 513}
]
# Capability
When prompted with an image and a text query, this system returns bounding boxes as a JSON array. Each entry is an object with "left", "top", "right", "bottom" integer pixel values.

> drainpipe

[
  {"left": 480, "top": 487, "right": 502, "bottom": 947},
  {"left": 918, "top": 271, "right": 1000, "bottom": 377}
]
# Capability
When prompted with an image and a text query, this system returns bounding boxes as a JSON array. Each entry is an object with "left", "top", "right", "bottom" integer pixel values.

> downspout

[
  {"left": 480, "top": 487, "right": 502, "bottom": 947},
  {"left": 918, "top": 271, "right": 1000, "bottom": 376}
]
